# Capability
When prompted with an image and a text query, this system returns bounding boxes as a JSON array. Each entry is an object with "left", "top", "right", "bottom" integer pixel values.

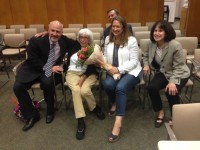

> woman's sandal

[
  {"left": 154, "top": 117, "right": 164, "bottom": 128},
  {"left": 108, "top": 110, "right": 116, "bottom": 116},
  {"left": 108, "top": 124, "right": 121, "bottom": 142},
  {"left": 108, "top": 133, "right": 119, "bottom": 142}
]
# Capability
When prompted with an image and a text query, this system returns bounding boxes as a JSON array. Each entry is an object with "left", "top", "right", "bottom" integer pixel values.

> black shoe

[
  {"left": 93, "top": 105, "right": 105, "bottom": 120},
  {"left": 76, "top": 118, "right": 86, "bottom": 140},
  {"left": 46, "top": 114, "right": 55, "bottom": 124},
  {"left": 76, "top": 126, "right": 86, "bottom": 140},
  {"left": 155, "top": 117, "right": 164, "bottom": 128},
  {"left": 22, "top": 115, "right": 40, "bottom": 131}
]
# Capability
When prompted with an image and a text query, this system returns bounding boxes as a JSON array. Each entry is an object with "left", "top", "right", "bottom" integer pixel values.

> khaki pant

[{"left": 66, "top": 71, "right": 97, "bottom": 118}]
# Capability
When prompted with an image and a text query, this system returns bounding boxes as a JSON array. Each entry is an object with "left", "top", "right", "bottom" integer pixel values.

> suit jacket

[
  {"left": 104, "top": 36, "right": 142, "bottom": 77},
  {"left": 16, "top": 34, "right": 79, "bottom": 83},
  {"left": 143, "top": 40, "right": 190, "bottom": 84},
  {"left": 103, "top": 24, "right": 133, "bottom": 41}
]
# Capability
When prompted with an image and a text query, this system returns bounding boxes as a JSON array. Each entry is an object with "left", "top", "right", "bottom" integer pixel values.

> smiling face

[
  {"left": 48, "top": 21, "right": 63, "bottom": 43},
  {"left": 111, "top": 20, "right": 123, "bottom": 38},
  {"left": 79, "top": 35, "right": 89, "bottom": 47},
  {"left": 153, "top": 25, "right": 166, "bottom": 43}
]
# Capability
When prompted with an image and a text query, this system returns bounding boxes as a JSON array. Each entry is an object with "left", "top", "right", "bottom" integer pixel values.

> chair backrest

[
  {"left": 128, "top": 22, "right": 141, "bottom": 27},
  {"left": 92, "top": 32, "right": 101, "bottom": 40},
  {"left": 0, "top": 33, "right": 3, "bottom": 45},
  {"left": 172, "top": 23, "right": 180, "bottom": 30},
  {"left": 145, "top": 22, "right": 155, "bottom": 30},
  {"left": 0, "top": 29, "right": 16, "bottom": 36},
  {"left": 63, "top": 28, "right": 80, "bottom": 36},
  {"left": 10, "top": 25, "right": 25, "bottom": 33},
  {"left": 134, "top": 31, "right": 150, "bottom": 45},
  {"left": 0, "top": 25, "right": 6, "bottom": 29},
  {"left": 175, "top": 37, "right": 198, "bottom": 54},
  {"left": 132, "top": 26, "right": 149, "bottom": 36},
  {"left": 87, "top": 24, "right": 102, "bottom": 28},
  {"left": 105, "top": 23, "right": 110, "bottom": 28},
  {"left": 194, "top": 49, "right": 200, "bottom": 62},
  {"left": 138, "top": 47, "right": 142, "bottom": 62},
  {"left": 94, "top": 40, "right": 100, "bottom": 46},
  {"left": 175, "top": 30, "right": 182, "bottom": 37},
  {"left": 139, "top": 39, "right": 150, "bottom": 53},
  {"left": 29, "top": 24, "right": 45, "bottom": 33},
  {"left": 4, "top": 34, "right": 25, "bottom": 47},
  {"left": 88, "top": 27, "right": 104, "bottom": 37},
  {"left": 68, "top": 24, "right": 83, "bottom": 28},
  {"left": 19, "top": 28, "right": 37, "bottom": 41},
  {"left": 62, "top": 33, "right": 76, "bottom": 40},
  {"left": 172, "top": 103, "right": 200, "bottom": 140}
]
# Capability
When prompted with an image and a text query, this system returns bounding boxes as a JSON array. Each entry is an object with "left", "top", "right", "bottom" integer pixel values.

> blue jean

[{"left": 102, "top": 72, "right": 141, "bottom": 116}]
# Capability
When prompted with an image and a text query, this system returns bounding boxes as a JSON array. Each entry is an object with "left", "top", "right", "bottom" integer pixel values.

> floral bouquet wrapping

[{"left": 76, "top": 45, "right": 121, "bottom": 80}]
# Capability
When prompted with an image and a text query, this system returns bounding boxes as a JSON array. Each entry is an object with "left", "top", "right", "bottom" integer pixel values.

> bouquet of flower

[
  {"left": 76, "top": 45, "right": 94, "bottom": 67},
  {"left": 77, "top": 44, "right": 121, "bottom": 80}
]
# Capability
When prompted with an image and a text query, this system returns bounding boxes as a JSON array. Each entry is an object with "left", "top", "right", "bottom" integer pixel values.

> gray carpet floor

[{"left": 0, "top": 66, "right": 200, "bottom": 150}]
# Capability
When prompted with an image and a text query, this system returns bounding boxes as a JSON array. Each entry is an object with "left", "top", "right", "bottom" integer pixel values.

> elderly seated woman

[{"left": 66, "top": 28, "right": 105, "bottom": 140}]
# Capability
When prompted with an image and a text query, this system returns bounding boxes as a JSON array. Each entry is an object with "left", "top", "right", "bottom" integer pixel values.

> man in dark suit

[
  {"left": 13, "top": 20, "right": 79, "bottom": 131},
  {"left": 103, "top": 9, "right": 133, "bottom": 41}
]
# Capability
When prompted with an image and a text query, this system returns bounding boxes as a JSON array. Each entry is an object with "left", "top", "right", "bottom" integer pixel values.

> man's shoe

[
  {"left": 46, "top": 114, "right": 55, "bottom": 124},
  {"left": 76, "top": 126, "right": 86, "bottom": 140},
  {"left": 93, "top": 105, "right": 105, "bottom": 120},
  {"left": 22, "top": 116, "right": 40, "bottom": 131}
]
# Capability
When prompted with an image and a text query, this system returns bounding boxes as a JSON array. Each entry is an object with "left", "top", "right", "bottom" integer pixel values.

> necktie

[{"left": 43, "top": 43, "right": 55, "bottom": 77}]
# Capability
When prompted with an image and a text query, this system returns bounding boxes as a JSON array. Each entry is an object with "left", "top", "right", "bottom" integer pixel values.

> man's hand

[
  {"left": 143, "top": 65, "right": 150, "bottom": 76},
  {"left": 165, "top": 82, "right": 178, "bottom": 95},
  {"left": 35, "top": 31, "right": 48, "bottom": 38},
  {"left": 52, "top": 66, "right": 63, "bottom": 74}
]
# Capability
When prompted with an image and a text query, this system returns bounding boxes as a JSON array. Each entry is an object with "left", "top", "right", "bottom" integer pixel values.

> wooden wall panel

[
  {"left": 185, "top": 0, "right": 200, "bottom": 41},
  {"left": 102, "top": 0, "right": 121, "bottom": 26},
  {"left": 9, "top": 0, "right": 30, "bottom": 25},
  {"left": 140, "top": 0, "right": 164, "bottom": 25},
  {"left": 46, "top": 0, "right": 67, "bottom": 27},
  {"left": 65, "top": 0, "right": 84, "bottom": 26},
  {"left": 83, "top": 0, "right": 102, "bottom": 24},
  {"left": 0, "top": 0, "right": 13, "bottom": 26},
  {"left": 27, "top": 0, "right": 48, "bottom": 29},
  {"left": 0, "top": 0, "right": 164, "bottom": 29},
  {"left": 120, "top": 0, "right": 141, "bottom": 22}
]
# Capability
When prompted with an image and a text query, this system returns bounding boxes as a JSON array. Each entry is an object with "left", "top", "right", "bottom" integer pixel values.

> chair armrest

[
  {"left": 164, "top": 123, "right": 177, "bottom": 141},
  {"left": 12, "top": 61, "right": 25, "bottom": 76},
  {"left": 190, "top": 58, "right": 200, "bottom": 73},
  {"left": 18, "top": 40, "right": 26, "bottom": 47}
]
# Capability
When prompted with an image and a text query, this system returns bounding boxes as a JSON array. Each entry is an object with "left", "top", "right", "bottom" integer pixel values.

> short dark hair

[
  {"left": 107, "top": 9, "right": 119, "bottom": 15},
  {"left": 150, "top": 20, "right": 176, "bottom": 43}
]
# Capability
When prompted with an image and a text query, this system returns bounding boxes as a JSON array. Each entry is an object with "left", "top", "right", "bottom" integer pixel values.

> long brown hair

[{"left": 109, "top": 15, "right": 130, "bottom": 47}]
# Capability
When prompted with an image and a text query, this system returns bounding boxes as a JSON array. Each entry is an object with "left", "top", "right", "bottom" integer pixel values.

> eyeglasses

[{"left": 79, "top": 36, "right": 88, "bottom": 40}]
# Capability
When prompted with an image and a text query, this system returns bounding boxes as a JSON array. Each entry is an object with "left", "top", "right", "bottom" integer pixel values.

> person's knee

[
  {"left": 103, "top": 80, "right": 113, "bottom": 90},
  {"left": 71, "top": 86, "right": 81, "bottom": 94},
  {"left": 13, "top": 81, "right": 23, "bottom": 92},
  {"left": 40, "top": 79, "right": 54, "bottom": 90},
  {"left": 147, "top": 83, "right": 157, "bottom": 91},
  {"left": 80, "top": 88, "right": 91, "bottom": 97},
  {"left": 115, "top": 85, "right": 125, "bottom": 94}
]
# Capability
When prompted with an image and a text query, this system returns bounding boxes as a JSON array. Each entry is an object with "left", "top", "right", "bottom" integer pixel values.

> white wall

[
  {"left": 164, "top": 0, "right": 176, "bottom": 22},
  {"left": 175, "top": 0, "right": 188, "bottom": 18}
]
